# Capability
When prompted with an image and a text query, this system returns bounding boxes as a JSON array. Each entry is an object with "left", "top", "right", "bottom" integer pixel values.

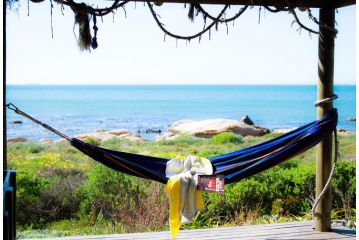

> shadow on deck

[{"left": 40, "top": 221, "right": 355, "bottom": 240}]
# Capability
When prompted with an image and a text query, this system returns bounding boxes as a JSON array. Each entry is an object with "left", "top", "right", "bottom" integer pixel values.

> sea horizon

[
  {"left": 6, "top": 83, "right": 356, "bottom": 86},
  {"left": 6, "top": 84, "right": 356, "bottom": 141}
]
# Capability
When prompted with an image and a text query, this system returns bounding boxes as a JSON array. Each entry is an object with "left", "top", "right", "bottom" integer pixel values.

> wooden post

[
  {"left": 315, "top": 7, "right": 335, "bottom": 232},
  {"left": 3, "top": 0, "right": 7, "bottom": 171}
]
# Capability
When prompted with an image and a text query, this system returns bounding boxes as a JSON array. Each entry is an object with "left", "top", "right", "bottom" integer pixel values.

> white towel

[{"left": 165, "top": 155, "right": 213, "bottom": 238}]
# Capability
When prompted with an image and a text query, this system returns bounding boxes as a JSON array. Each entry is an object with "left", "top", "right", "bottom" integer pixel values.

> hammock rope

[
  {"left": 314, "top": 94, "right": 338, "bottom": 107},
  {"left": 6, "top": 103, "right": 71, "bottom": 141},
  {"left": 311, "top": 128, "right": 339, "bottom": 220},
  {"left": 310, "top": 93, "right": 339, "bottom": 220}
]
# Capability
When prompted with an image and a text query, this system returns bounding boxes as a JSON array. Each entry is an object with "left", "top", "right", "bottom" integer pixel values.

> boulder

[
  {"left": 164, "top": 118, "right": 269, "bottom": 139},
  {"left": 7, "top": 137, "right": 28, "bottom": 144},
  {"left": 54, "top": 138, "right": 68, "bottom": 143},
  {"left": 115, "top": 133, "right": 145, "bottom": 142},
  {"left": 272, "top": 128, "right": 296, "bottom": 134},
  {"left": 95, "top": 129, "right": 108, "bottom": 132},
  {"left": 10, "top": 120, "right": 23, "bottom": 124},
  {"left": 107, "top": 129, "right": 132, "bottom": 136},
  {"left": 337, "top": 128, "right": 354, "bottom": 135},
  {"left": 145, "top": 128, "right": 162, "bottom": 133},
  {"left": 40, "top": 138, "right": 54, "bottom": 144},
  {"left": 239, "top": 115, "right": 254, "bottom": 125},
  {"left": 74, "top": 129, "right": 144, "bottom": 142},
  {"left": 75, "top": 132, "right": 117, "bottom": 142}
]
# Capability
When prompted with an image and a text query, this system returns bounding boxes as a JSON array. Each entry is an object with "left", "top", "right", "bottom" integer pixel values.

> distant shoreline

[
  {"left": 7, "top": 127, "right": 355, "bottom": 145},
  {"left": 7, "top": 85, "right": 356, "bottom": 141}
]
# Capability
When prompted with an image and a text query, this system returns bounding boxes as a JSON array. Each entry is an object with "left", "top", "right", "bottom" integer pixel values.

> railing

[{"left": 3, "top": 170, "right": 16, "bottom": 240}]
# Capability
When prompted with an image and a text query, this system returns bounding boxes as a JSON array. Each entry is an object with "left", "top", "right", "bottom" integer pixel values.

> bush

[
  {"left": 38, "top": 168, "right": 86, "bottom": 221},
  {"left": 8, "top": 141, "right": 45, "bottom": 154},
  {"left": 78, "top": 164, "right": 168, "bottom": 232},
  {"left": 16, "top": 168, "right": 86, "bottom": 228},
  {"left": 16, "top": 170, "right": 49, "bottom": 227},
  {"left": 332, "top": 160, "right": 356, "bottom": 221},
  {"left": 210, "top": 132, "right": 243, "bottom": 145},
  {"left": 84, "top": 137, "right": 100, "bottom": 146},
  {"left": 160, "top": 134, "right": 207, "bottom": 147}
]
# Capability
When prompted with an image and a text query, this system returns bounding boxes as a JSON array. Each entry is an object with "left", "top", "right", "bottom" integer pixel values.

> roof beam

[{"left": 142, "top": 0, "right": 355, "bottom": 8}]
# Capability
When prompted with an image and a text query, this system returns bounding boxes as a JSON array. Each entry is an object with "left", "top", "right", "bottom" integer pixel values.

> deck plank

[{"left": 39, "top": 221, "right": 355, "bottom": 240}]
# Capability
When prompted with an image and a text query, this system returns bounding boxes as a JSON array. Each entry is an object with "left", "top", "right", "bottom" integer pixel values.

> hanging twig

[
  {"left": 147, "top": 2, "right": 229, "bottom": 41},
  {"left": 307, "top": 8, "right": 338, "bottom": 34},
  {"left": 50, "top": 0, "right": 54, "bottom": 38},
  {"left": 289, "top": 8, "right": 318, "bottom": 34},
  {"left": 54, "top": 0, "right": 129, "bottom": 17},
  {"left": 196, "top": 5, "right": 248, "bottom": 23}
]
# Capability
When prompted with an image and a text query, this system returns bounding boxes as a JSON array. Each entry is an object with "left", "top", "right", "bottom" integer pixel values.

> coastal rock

[
  {"left": 40, "top": 138, "right": 54, "bottom": 144},
  {"left": 74, "top": 129, "right": 144, "bottom": 142},
  {"left": 7, "top": 137, "right": 28, "bottom": 144},
  {"left": 115, "top": 133, "right": 145, "bottom": 142},
  {"left": 75, "top": 132, "right": 117, "bottom": 142},
  {"left": 239, "top": 115, "right": 254, "bottom": 125},
  {"left": 337, "top": 128, "right": 354, "bottom": 135},
  {"left": 273, "top": 128, "right": 297, "bottom": 134},
  {"left": 10, "top": 120, "right": 23, "bottom": 124},
  {"left": 54, "top": 138, "right": 68, "bottom": 144},
  {"left": 346, "top": 117, "right": 356, "bottom": 122},
  {"left": 163, "top": 118, "right": 269, "bottom": 139},
  {"left": 95, "top": 129, "right": 109, "bottom": 132},
  {"left": 156, "top": 132, "right": 179, "bottom": 141},
  {"left": 145, "top": 128, "right": 162, "bottom": 134},
  {"left": 107, "top": 129, "right": 132, "bottom": 136}
]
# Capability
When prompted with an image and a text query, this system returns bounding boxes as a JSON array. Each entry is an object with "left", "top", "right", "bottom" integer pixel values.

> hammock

[{"left": 6, "top": 104, "right": 338, "bottom": 185}]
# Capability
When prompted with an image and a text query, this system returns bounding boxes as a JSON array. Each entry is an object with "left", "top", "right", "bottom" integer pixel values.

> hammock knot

[{"left": 6, "top": 103, "right": 19, "bottom": 111}]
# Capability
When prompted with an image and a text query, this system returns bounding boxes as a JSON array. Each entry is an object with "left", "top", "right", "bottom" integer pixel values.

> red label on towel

[{"left": 197, "top": 175, "right": 224, "bottom": 193}]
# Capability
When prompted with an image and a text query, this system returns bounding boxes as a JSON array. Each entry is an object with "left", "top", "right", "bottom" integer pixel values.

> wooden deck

[{"left": 42, "top": 221, "right": 355, "bottom": 240}]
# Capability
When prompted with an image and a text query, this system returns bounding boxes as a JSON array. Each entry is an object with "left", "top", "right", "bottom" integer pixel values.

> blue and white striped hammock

[{"left": 7, "top": 104, "right": 338, "bottom": 185}]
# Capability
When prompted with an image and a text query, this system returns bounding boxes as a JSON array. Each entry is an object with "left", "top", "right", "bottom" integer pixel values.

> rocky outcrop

[
  {"left": 10, "top": 120, "right": 23, "bottom": 124},
  {"left": 74, "top": 128, "right": 144, "bottom": 142},
  {"left": 159, "top": 117, "right": 269, "bottom": 140},
  {"left": 272, "top": 128, "right": 297, "bottom": 134},
  {"left": 40, "top": 138, "right": 54, "bottom": 144},
  {"left": 239, "top": 115, "right": 254, "bottom": 125},
  {"left": 7, "top": 137, "right": 28, "bottom": 144}
]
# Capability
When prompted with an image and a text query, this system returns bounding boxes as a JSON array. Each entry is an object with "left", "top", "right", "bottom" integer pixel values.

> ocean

[{"left": 6, "top": 85, "right": 356, "bottom": 141}]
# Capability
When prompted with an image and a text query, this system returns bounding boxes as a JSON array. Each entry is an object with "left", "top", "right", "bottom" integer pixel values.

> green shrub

[
  {"left": 78, "top": 164, "right": 168, "bottom": 232},
  {"left": 16, "top": 170, "right": 49, "bottom": 227},
  {"left": 160, "top": 134, "right": 207, "bottom": 147},
  {"left": 38, "top": 168, "right": 86, "bottom": 221},
  {"left": 84, "top": 137, "right": 100, "bottom": 146},
  {"left": 8, "top": 141, "right": 45, "bottom": 154},
  {"left": 210, "top": 132, "right": 243, "bottom": 145},
  {"left": 332, "top": 160, "right": 356, "bottom": 221}
]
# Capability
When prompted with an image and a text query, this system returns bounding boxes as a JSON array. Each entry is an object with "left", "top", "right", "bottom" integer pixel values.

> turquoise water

[{"left": 6, "top": 85, "right": 356, "bottom": 140}]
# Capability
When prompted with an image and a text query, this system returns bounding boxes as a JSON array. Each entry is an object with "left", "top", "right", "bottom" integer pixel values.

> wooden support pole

[
  {"left": 315, "top": 7, "right": 335, "bottom": 232},
  {"left": 3, "top": 0, "right": 7, "bottom": 171}
]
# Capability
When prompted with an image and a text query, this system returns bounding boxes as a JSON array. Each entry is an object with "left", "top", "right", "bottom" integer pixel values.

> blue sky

[{"left": 6, "top": 1, "right": 356, "bottom": 85}]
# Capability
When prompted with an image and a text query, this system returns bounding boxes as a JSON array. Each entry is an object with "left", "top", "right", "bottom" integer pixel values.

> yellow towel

[{"left": 165, "top": 155, "right": 213, "bottom": 239}]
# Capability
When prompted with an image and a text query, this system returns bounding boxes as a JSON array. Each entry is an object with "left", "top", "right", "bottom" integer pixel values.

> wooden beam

[
  {"left": 46, "top": 0, "right": 356, "bottom": 9},
  {"left": 315, "top": 7, "right": 335, "bottom": 232},
  {"left": 142, "top": 0, "right": 355, "bottom": 8}
]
